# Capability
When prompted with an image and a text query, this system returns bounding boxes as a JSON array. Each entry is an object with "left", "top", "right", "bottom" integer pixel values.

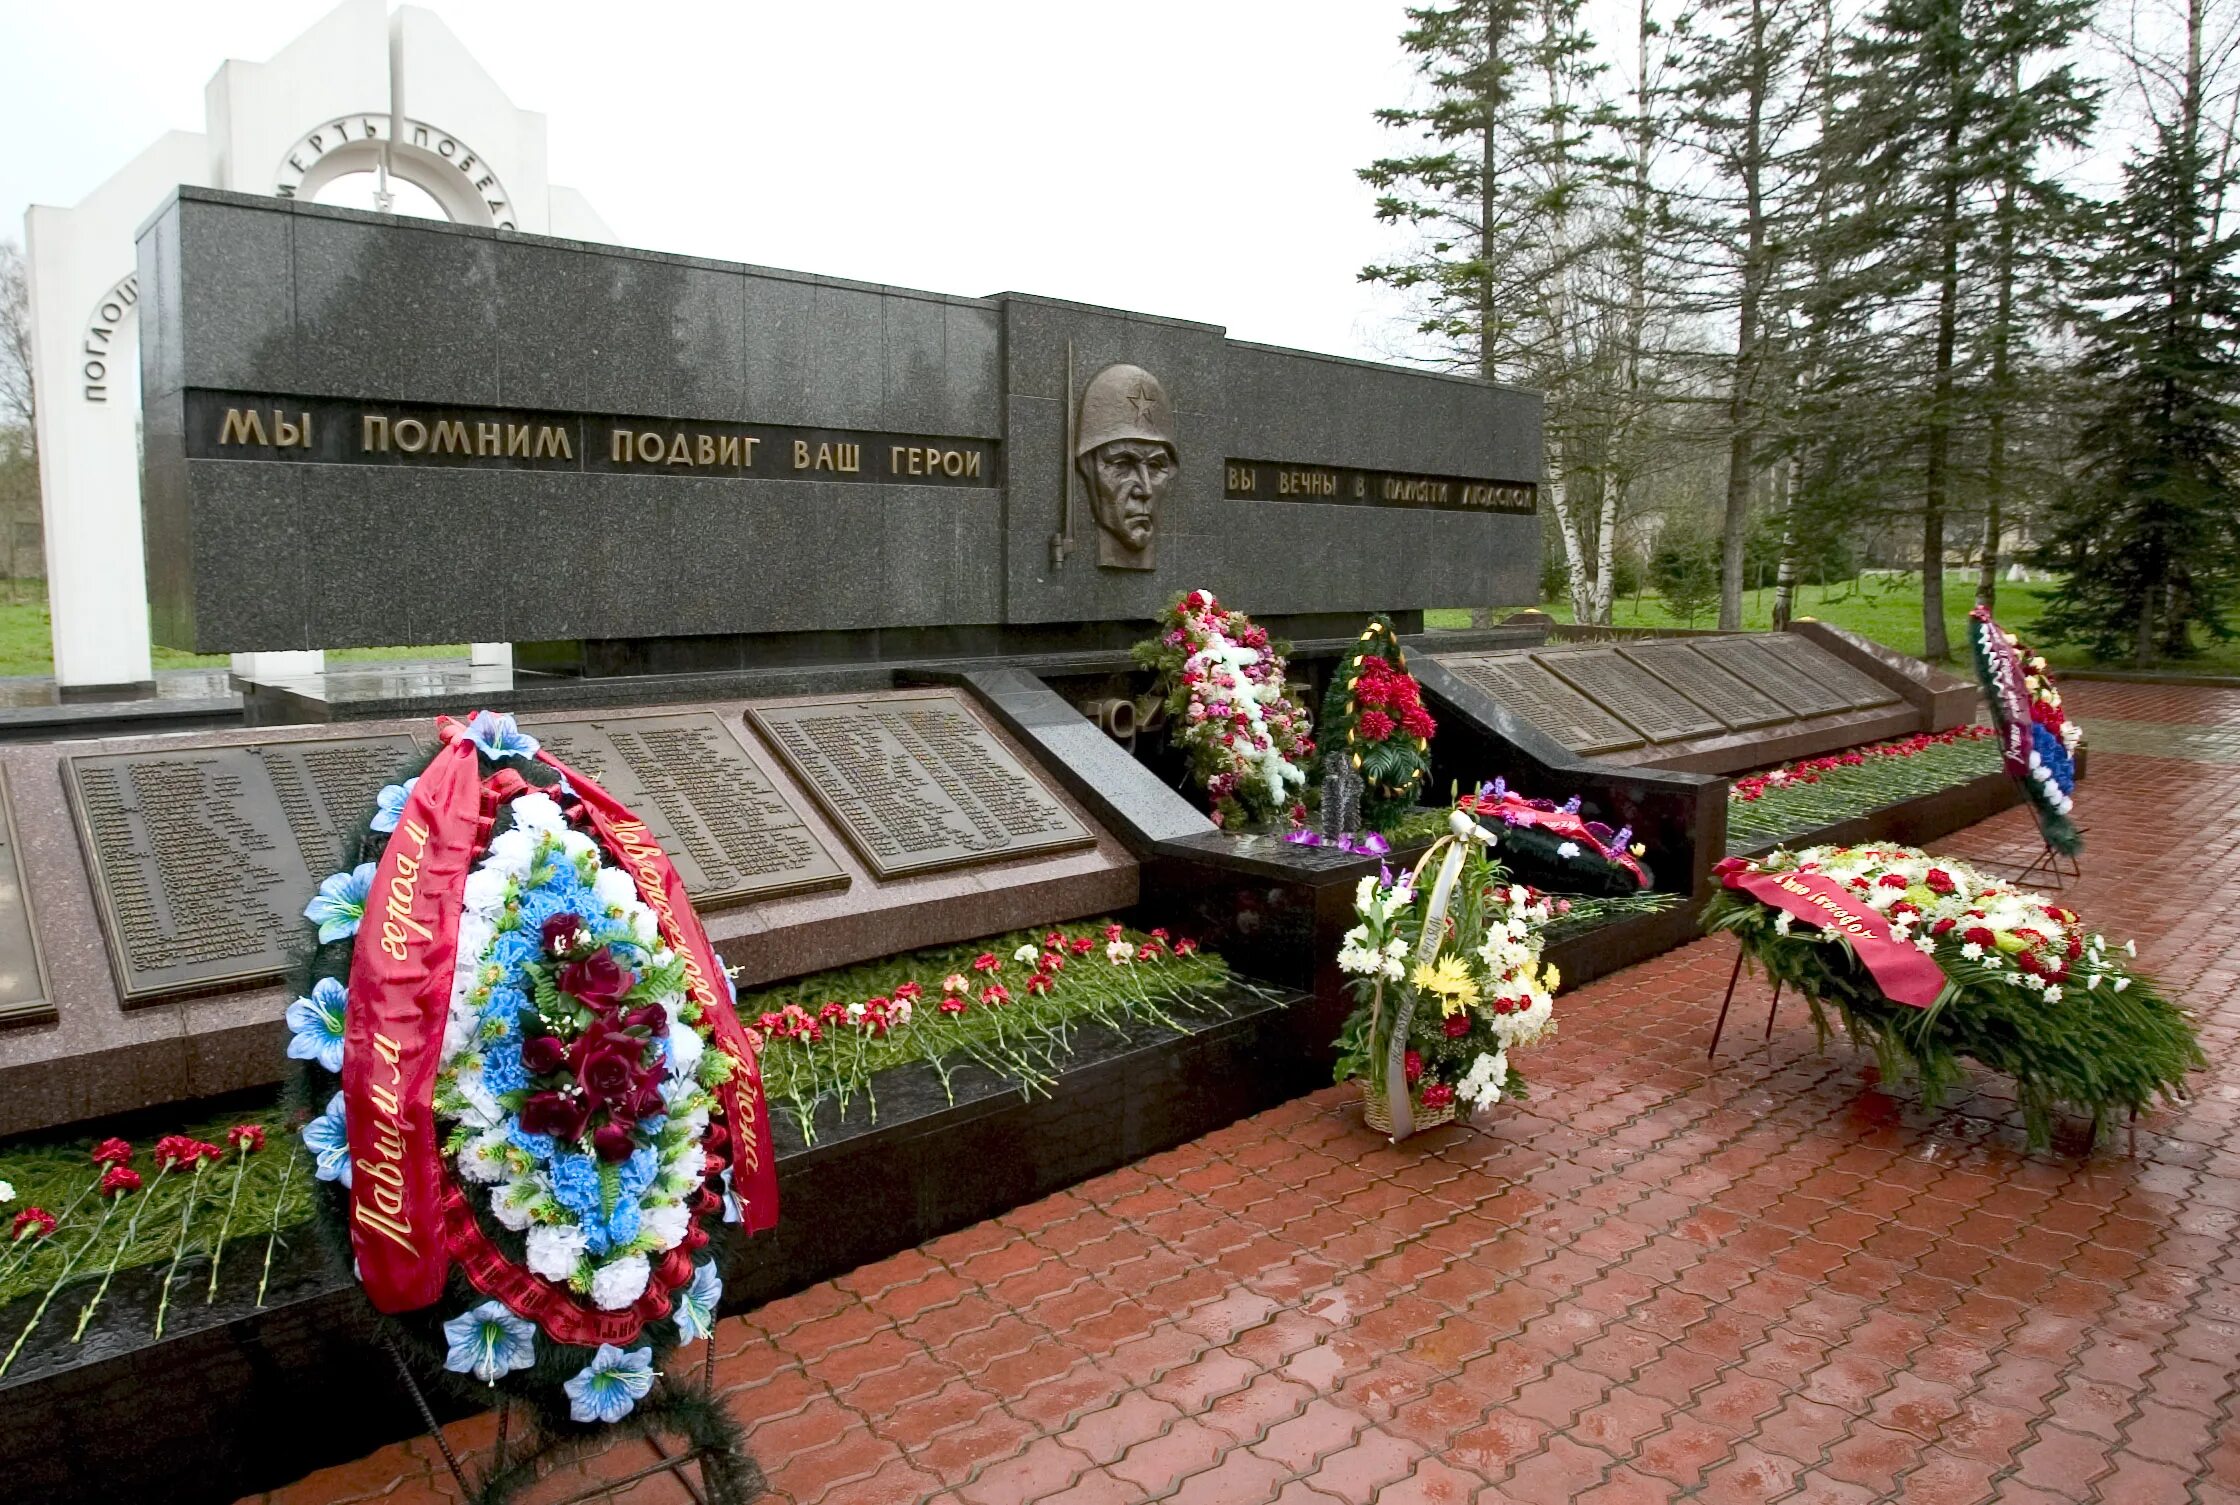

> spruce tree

[{"left": 2033, "top": 118, "right": 2240, "bottom": 663}]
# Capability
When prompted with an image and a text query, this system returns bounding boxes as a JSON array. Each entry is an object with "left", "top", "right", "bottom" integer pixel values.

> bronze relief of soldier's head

[{"left": 1074, "top": 364, "right": 1175, "bottom": 570}]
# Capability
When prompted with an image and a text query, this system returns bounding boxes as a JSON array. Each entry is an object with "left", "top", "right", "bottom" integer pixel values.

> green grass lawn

[
  {"left": 1428, "top": 573, "right": 2240, "bottom": 675},
  {"left": 0, "top": 584, "right": 464, "bottom": 678}
]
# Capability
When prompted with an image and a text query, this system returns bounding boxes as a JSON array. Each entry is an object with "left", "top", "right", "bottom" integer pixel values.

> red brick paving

[{"left": 245, "top": 686, "right": 2240, "bottom": 1505}]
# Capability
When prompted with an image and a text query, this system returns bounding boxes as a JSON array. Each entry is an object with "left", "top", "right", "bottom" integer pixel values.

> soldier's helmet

[{"left": 1075, "top": 365, "right": 1176, "bottom": 459}]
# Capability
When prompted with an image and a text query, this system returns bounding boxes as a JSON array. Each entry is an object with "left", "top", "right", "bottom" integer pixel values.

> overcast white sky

[{"left": 0, "top": 0, "right": 1435, "bottom": 362}]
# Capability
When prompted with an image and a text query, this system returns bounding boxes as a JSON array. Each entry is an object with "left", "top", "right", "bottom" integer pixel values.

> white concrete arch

[{"left": 24, "top": 0, "right": 611, "bottom": 687}]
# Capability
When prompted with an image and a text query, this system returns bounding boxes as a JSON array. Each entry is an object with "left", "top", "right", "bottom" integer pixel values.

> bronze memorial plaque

[
  {"left": 747, "top": 692, "right": 1095, "bottom": 880},
  {"left": 1537, "top": 648, "right": 1725, "bottom": 744},
  {"left": 532, "top": 712, "right": 847, "bottom": 907},
  {"left": 1693, "top": 634, "right": 1849, "bottom": 718},
  {"left": 65, "top": 733, "right": 425, "bottom": 1003},
  {"left": 1619, "top": 641, "right": 1792, "bottom": 731},
  {"left": 1436, "top": 653, "right": 1643, "bottom": 756},
  {"left": 0, "top": 769, "right": 51, "bottom": 1025},
  {"left": 1754, "top": 633, "right": 1901, "bottom": 709}
]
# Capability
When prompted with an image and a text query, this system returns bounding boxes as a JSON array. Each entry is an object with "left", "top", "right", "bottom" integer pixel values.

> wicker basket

[{"left": 1360, "top": 1081, "right": 1458, "bottom": 1135}]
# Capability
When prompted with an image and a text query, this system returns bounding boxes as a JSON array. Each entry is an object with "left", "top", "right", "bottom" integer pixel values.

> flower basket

[
  {"left": 1359, "top": 1082, "right": 1458, "bottom": 1135},
  {"left": 1331, "top": 809, "right": 1562, "bottom": 1142},
  {"left": 1706, "top": 844, "right": 2200, "bottom": 1148}
]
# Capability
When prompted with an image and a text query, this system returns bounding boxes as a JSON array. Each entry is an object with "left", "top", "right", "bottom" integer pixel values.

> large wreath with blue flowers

[{"left": 286, "top": 710, "right": 774, "bottom": 1500}]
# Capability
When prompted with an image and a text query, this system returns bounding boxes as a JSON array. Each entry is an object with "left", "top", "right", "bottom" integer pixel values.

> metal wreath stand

[{"left": 380, "top": 1327, "right": 761, "bottom": 1505}]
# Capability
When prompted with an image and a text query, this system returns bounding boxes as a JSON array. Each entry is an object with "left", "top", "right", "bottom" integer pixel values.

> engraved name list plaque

[
  {"left": 530, "top": 712, "right": 846, "bottom": 907},
  {"left": 748, "top": 692, "right": 1094, "bottom": 879},
  {"left": 65, "top": 734, "right": 425, "bottom": 1003}
]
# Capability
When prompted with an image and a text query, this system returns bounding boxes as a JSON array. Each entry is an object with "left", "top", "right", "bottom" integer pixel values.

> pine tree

[{"left": 2033, "top": 103, "right": 2240, "bottom": 662}]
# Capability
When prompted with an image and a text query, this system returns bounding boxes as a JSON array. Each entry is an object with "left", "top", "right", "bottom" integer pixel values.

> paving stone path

[{"left": 246, "top": 680, "right": 2240, "bottom": 1505}]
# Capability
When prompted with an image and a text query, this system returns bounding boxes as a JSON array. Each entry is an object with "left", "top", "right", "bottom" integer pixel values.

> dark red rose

[
  {"left": 625, "top": 1004, "right": 669, "bottom": 1038},
  {"left": 591, "top": 1121, "right": 636, "bottom": 1163},
  {"left": 580, "top": 1039, "right": 642, "bottom": 1106},
  {"left": 625, "top": 1079, "right": 667, "bottom": 1121},
  {"left": 559, "top": 948, "right": 632, "bottom": 1010},
  {"left": 522, "top": 1032, "right": 569, "bottom": 1076},
  {"left": 518, "top": 1090, "right": 591, "bottom": 1142},
  {"left": 542, "top": 912, "right": 589, "bottom": 957}
]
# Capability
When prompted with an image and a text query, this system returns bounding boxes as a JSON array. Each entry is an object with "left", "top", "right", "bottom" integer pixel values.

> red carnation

[
  {"left": 938, "top": 995, "right": 968, "bottom": 1016},
  {"left": 1878, "top": 874, "right": 1909, "bottom": 889},
  {"left": 1421, "top": 1083, "right": 1455, "bottom": 1109},
  {"left": 1925, "top": 868, "right": 1955, "bottom": 894},
  {"left": 894, "top": 981, "right": 924, "bottom": 1002},
  {"left": 972, "top": 952, "right": 1001, "bottom": 974},
  {"left": 1443, "top": 1013, "right": 1471, "bottom": 1038},
  {"left": 11, "top": 1207, "right": 56, "bottom": 1241},
  {"left": 1174, "top": 938, "right": 1198, "bottom": 956},
  {"left": 100, "top": 1165, "right": 141, "bottom": 1197},
  {"left": 153, "top": 1134, "right": 195, "bottom": 1171},
  {"left": 1964, "top": 927, "right": 1996, "bottom": 948},
  {"left": 1404, "top": 1050, "right": 1423, "bottom": 1085},
  {"left": 1931, "top": 918, "right": 1957, "bottom": 936},
  {"left": 226, "top": 1124, "right": 266, "bottom": 1153},
  {"left": 981, "top": 983, "right": 1011, "bottom": 1006},
  {"left": 1026, "top": 972, "right": 1054, "bottom": 996},
  {"left": 541, "top": 912, "right": 589, "bottom": 957},
  {"left": 91, "top": 1138, "right": 132, "bottom": 1168},
  {"left": 559, "top": 948, "right": 632, "bottom": 1010},
  {"left": 1070, "top": 937, "right": 1094, "bottom": 956}
]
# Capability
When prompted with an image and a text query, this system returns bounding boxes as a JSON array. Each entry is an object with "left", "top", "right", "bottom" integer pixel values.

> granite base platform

[{"left": 0, "top": 978, "right": 1313, "bottom": 1505}]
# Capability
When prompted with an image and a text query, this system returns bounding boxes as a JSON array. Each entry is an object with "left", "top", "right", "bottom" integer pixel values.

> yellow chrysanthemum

[
  {"left": 1412, "top": 954, "right": 1480, "bottom": 1015},
  {"left": 1540, "top": 963, "right": 1561, "bottom": 994}
]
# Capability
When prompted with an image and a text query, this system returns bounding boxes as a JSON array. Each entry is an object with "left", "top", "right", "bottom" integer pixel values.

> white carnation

[
  {"left": 664, "top": 1021, "right": 705, "bottom": 1081},
  {"left": 454, "top": 1071, "right": 505, "bottom": 1129},
  {"left": 460, "top": 1129, "right": 512, "bottom": 1184},
  {"left": 461, "top": 867, "right": 512, "bottom": 921},
  {"left": 509, "top": 792, "right": 566, "bottom": 836},
  {"left": 441, "top": 999, "right": 480, "bottom": 1061},
  {"left": 641, "top": 1203, "right": 692, "bottom": 1251},
  {"left": 491, "top": 1181, "right": 540, "bottom": 1232},
  {"left": 590, "top": 1253, "right": 651, "bottom": 1310},
  {"left": 456, "top": 913, "right": 496, "bottom": 971},
  {"left": 485, "top": 827, "right": 536, "bottom": 880},
  {"left": 593, "top": 867, "right": 640, "bottom": 913},
  {"left": 558, "top": 830, "right": 599, "bottom": 866},
  {"left": 526, "top": 1223, "right": 587, "bottom": 1282}
]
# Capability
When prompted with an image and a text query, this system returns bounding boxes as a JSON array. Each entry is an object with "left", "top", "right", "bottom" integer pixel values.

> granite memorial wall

[{"left": 136, "top": 188, "right": 1543, "bottom": 666}]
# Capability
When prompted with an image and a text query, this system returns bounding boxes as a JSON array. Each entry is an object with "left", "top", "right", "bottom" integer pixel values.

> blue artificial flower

[
  {"left": 518, "top": 886, "right": 575, "bottom": 936},
  {"left": 550, "top": 1151, "right": 603, "bottom": 1224},
  {"left": 492, "top": 928, "right": 542, "bottom": 970},
  {"left": 304, "top": 863, "right": 376, "bottom": 944},
  {"left": 2030, "top": 724, "right": 2076, "bottom": 796},
  {"left": 506, "top": 1121, "right": 556, "bottom": 1162},
  {"left": 285, "top": 976, "right": 349, "bottom": 1074},
  {"left": 370, "top": 777, "right": 419, "bottom": 834},
  {"left": 481, "top": 1030, "right": 528, "bottom": 1095},
  {"left": 674, "top": 1259, "right": 721, "bottom": 1344},
  {"left": 481, "top": 985, "right": 531, "bottom": 1030},
  {"left": 443, "top": 1299, "right": 536, "bottom": 1384},
  {"left": 564, "top": 1344, "right": 655, "bottom": 1424},
  {"left": 467, "top": 711, "right": 540, "bottom": 762},
  {"left": 303, "top": 1092, "right": 351, "bottom": 1187}
]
